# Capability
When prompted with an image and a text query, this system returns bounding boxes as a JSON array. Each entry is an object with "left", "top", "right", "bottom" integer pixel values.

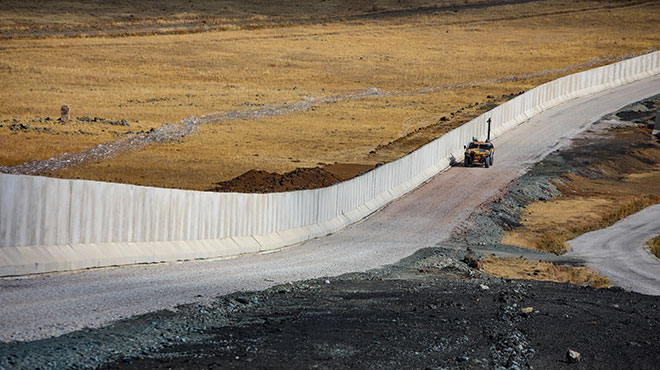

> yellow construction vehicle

[{"left": 464, "top": 118, "right": 495, "bottom": 168}]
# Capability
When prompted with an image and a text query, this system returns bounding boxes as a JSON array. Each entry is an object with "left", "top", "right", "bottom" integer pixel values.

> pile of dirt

[
  {"left": 207, "top": 167, "right": 344, "bottom": 193},
  {"left": 207, "top": 163, "right": 376, "bottom": 193},
  {"left": 323, "top": 162, "right": 376, "bottom": 181}
]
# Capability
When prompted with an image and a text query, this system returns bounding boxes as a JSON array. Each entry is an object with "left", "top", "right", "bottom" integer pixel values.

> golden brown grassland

[
  {"left": 1, "top": 0, "right": 659, "bottom": 189},
  {"left": 480, "top": 256, "right": 609, "bottom": 288},
  {"left": 526, "top": 197, "right": 660, "bottom": 255}
]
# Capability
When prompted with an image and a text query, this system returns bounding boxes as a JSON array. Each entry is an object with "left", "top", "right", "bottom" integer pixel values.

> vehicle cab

[{"left": 464, "top": 139, "right": 494, "bottom": 168}]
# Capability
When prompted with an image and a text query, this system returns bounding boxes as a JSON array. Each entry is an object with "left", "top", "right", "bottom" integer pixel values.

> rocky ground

[
  {"left": 106, "top": 271, "right": 657, "bottom": 370},
  {"left": 2, "top": 97, "right": 660, "bottom": 369},
  {"left": 2, "top": 247, "right": 659, "bottom": 370},
  {"left": 0, "top": 115, "right": 132, "bottom": 135}
]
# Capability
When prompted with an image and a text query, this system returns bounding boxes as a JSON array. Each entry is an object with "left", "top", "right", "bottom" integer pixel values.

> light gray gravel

[
  {"left": 0, "top": 75, "right": 658, "bottom": 343},
  {"left": 567, "top": 204, "right": 660, "bottom": 296}
]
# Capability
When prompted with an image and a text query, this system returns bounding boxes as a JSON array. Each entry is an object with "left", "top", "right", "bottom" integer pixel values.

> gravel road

[
  {"left": 1, "top": 75, "right": 658, "bottom": 343},
  {"left": 567, "top": 204, "right": 660, "bottom": 296}
]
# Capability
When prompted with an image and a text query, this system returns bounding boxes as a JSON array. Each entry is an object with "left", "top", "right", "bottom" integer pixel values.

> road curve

[
  {"left": 1, "top": 75, "right": 659, "bottom": 342},
  {"left": 567, "top": 205, "right": 660, "bottom": 296}
]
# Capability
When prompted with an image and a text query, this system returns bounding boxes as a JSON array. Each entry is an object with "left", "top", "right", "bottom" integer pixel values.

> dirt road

[
  {"left": 567, "top": 204, "right": 660, "bottom": 296},
  {"left": 0, "top": 75, "right": 658, "bottom": 343}
]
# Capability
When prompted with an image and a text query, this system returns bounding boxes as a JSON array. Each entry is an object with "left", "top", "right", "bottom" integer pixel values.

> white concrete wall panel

[{"left": 1, "top": 52, "right": 659, "bottom": 275}]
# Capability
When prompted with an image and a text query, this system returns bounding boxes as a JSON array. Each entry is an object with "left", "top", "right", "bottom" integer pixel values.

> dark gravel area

[
  {"left": 96, "top": 257, "right": 659, "bottom": 370},
  {"left": 2, "top": 248, "right": 658, "bottom": 370}
]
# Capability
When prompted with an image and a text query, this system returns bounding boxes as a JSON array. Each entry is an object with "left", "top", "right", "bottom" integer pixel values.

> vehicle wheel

[
  {"left": 490, "top": 155, "right": 494, "bottom": 165},
  {"left": 464, "top": 158, "right": 469, "bottom": 167},
  {"left": 484, "top": 158, "right": 490, "bottom": 168}
]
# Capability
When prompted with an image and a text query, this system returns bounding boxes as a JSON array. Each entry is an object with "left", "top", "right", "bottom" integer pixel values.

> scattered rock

[
  {"left": 566, "top": 349, "right": 581, "bottom": 363},
  {"left": 60, "top": 104, "right": 70, "bottom": 123},
  {"left": 9, "top": 123, "right": 31, "bottom": 132},
  {"left": 462, "top": 254, "right": 479, "bottom": 269}
]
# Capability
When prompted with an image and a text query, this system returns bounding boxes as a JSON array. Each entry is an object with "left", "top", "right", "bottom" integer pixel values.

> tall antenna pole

[{"left": 487, "top": 118, "right": 491, "bottom": 142}]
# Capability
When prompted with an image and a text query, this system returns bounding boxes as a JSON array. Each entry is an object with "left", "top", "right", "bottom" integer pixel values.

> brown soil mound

[
  {"left": 207, "top": 167, "right": 344, "bottom": 193},
  {"left": 323, "top": 163, "right": 375, "bottom": 180},
  {"left": 207, "top": 163, "right": 375, "bottom": 193}
]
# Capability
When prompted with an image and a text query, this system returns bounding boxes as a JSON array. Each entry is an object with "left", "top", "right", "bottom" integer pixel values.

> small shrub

[
  {"left": 646, "top": 236, "right": 660, "bottom": 260},
  {"left": 586, "top": 275, "right": 610, "bottom": 289},
  {"left": 536, "top": 232, "right": 567, "bottom": 255}
]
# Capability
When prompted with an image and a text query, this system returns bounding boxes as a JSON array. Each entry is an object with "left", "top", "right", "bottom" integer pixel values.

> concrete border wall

[{"left": 1, "top": 51, "right": 659, "bottom": 276}]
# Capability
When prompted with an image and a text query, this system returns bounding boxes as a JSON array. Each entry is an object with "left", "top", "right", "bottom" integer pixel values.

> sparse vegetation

[
  {"left": 646, "top": 235, "right": 660, "bottom": 260},
  {"left": 532, "top": 197, "right": 660, "bottom": 255},
  {"left": 571, "top": 197, "right": 660, "bottom": 236},
  {"left": 480, "top": 256, "right": 609, "bottom": 288},
  {"left": 535, "top": 232, "right": 568, "bottom": 255}
]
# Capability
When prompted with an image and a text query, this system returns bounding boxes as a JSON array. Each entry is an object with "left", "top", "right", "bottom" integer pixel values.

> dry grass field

[
  {"left": 1, "top": 0, "right": 659, "bottom": 190},
  {"left": 480, "top": 256, "right": 609, "bottom": 288}
]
